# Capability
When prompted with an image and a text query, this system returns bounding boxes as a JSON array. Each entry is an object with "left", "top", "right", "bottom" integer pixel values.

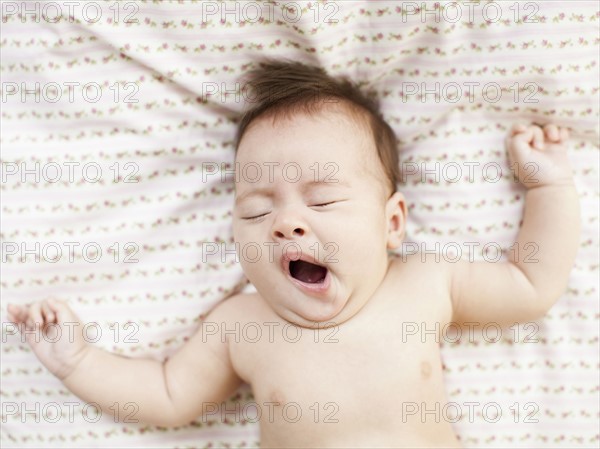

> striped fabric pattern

[{"left": 1, "top": 1, "right": 598, "bottom": 447}]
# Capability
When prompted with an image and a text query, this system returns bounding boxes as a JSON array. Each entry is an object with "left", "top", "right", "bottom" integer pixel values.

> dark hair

[{"left": 234, "top": 58, "right": 400, "bottom": 195}]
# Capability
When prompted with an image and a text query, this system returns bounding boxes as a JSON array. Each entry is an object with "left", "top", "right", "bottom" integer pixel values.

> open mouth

[{"left": 289, "top": 259, "right": 328, "bottom": 284}]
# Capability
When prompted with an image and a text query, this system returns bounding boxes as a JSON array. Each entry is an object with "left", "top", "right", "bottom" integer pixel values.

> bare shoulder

[
  {"left": 205, "top": 291, "right": 279, "bottom": 384},
  {"left": 387, "top": 252, "right": 454, "bottom": 323},
  {"left": 389, "top": 251, "right": 453, "bottom": 284}
]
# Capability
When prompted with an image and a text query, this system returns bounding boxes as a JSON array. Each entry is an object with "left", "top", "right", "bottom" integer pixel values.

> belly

[{"left": 245, "top": 335, "right": 461, "bottom": 448}]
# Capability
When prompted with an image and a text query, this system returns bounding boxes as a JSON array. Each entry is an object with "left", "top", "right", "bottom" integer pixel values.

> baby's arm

[
  {"left": 7, "top": 298, "right": 241, "bottom": 427},
  {"left": 449, "top": 123, "right": 580, "bottom": 327}
]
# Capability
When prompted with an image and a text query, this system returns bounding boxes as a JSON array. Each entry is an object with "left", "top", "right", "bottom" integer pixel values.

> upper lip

[{"left": 281, "top": 250, "right": 327, "bottom": 277}]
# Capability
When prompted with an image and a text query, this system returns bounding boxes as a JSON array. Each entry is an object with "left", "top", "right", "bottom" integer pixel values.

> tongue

[{"left": 290, "top": 260, "right": 327, "bottom": 284}]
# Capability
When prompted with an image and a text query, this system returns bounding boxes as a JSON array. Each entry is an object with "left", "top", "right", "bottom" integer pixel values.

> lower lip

[{"left": 287, "top": 268, "right": 331, "bottom": 296}]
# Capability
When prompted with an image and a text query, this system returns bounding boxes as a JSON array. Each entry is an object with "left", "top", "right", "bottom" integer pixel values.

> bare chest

[{"left": 229, "top": 310, "right": 451, "bottom": 445}]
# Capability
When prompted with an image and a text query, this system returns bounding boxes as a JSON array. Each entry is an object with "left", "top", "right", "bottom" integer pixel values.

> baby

[{"left": 7, "top": 60, "right": 581, "bottom": 448}]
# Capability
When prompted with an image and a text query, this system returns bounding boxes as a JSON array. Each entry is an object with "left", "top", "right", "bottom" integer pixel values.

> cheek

[
  {"left": 345, "top": 212, "right": 388, "bottom": 254},
  {"left": 232, "top": 220, "right": 257, "bottom": 244},
  {"left": 238, "top": 251, "right": 265, "bottom": 286},
  {"left": 235, "top": 234, "right": 274, "bottom": 276},
  {"left": 232, "top": 219, "right": 242, "bottom": 242},
  {"left": 348, "top": 206, "right": 386, "bottom": 235}
]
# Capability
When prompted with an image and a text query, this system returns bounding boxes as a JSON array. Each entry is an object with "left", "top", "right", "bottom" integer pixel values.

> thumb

[
  {"left": 6, "top": 304, "right": 25, "bottom": 324},
  {"left": 508, "top": 129, "right": 534, "bottom": 165}
]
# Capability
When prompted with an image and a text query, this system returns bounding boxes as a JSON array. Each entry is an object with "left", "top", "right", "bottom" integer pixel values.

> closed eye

[
  {"left": 242, "top": 200, "right": 344, "bottom": 220},
  {"left": 242, "top": 213, "right": 269, "bottom": 221},
  {"left": 312, "top": 199, "right": 347, "bottom": 207}
]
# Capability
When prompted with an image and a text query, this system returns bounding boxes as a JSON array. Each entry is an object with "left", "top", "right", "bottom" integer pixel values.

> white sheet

[{"left": 1, "top": 1, "right": 598, "bottom": 447}]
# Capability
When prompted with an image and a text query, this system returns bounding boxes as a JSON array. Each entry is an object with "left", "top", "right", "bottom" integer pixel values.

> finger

[
  {"left": 543, "top": 124, "right": 559, "bottom": 142},
  {"left": 508, "top": 129, "right": 533, "bottom": 161},
  {"left": 41, "top": 301, "right": 55, "bottom": 324},
  {"left": 27, "top": 302, "right": 43, "bottom": 330},
  {"left": 511, "top": 123, "right": 528, "bottom": 136},
  {"left": 7, "top": 304, "right": 25, "bottom": 323},
  {"left": 512, "top": 127, "right": 534, "bottom": 146},
  {"left": 5, "top": 311, "right": 26, "bottom": 335},
  {"left": 47, "top": 298, "right": 78, "bottom": 322},
  {"left": 507, "top": 134, "right": 535, "bottom": 169},
  {"left": 532, "top": 126, "right": 545, "bottom": 150},
  {"left": 559, "top": 127, "right": 570, "bottom": 141},
  {"left": 17, "top": 306, "right": 30, "bottom": 324}
]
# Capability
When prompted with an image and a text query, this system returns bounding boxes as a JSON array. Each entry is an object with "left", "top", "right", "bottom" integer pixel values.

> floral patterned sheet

[{"left": 1, "top": 1, "right": 598, "bottom": 448}]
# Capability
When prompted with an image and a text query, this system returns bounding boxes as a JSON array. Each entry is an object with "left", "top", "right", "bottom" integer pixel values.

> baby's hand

[
  {"left": 506, "top": 123, "right": 574, "bottom": 188},
  {"left": 7, "top": 299, "right": 90, "bottom": 380}
]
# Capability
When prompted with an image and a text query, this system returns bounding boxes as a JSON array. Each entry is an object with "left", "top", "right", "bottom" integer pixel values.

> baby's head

[{"left": 232, "top": 59, "right": 407, "bottom": 327}]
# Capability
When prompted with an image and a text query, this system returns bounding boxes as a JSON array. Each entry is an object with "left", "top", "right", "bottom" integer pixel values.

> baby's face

[{"left": 233, "top": 107, "right": 405, "bottom": 328}]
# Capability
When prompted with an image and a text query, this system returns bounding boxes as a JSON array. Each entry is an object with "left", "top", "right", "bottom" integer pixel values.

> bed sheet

[{"left": 1, "top": 1, "right": 598, "bottom": 447}]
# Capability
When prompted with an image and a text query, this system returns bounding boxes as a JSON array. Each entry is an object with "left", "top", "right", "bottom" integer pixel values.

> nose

[{"left": 271, "top": 209, "right": 309, "bottom": 240}]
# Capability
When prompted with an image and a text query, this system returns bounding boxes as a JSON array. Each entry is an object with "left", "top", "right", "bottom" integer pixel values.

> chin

[{"left": 274, "top": 294, "right": 350, "bottom": 328}]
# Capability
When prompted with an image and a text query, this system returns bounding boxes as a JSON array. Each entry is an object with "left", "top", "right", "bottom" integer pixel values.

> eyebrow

[{"left": 235, "top": 179, "right": 351, "bottom": 205}]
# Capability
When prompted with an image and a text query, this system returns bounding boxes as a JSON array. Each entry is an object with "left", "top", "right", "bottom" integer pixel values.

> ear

[{"left": 385, "top": 191, "right": 407, "bottom": 249}]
